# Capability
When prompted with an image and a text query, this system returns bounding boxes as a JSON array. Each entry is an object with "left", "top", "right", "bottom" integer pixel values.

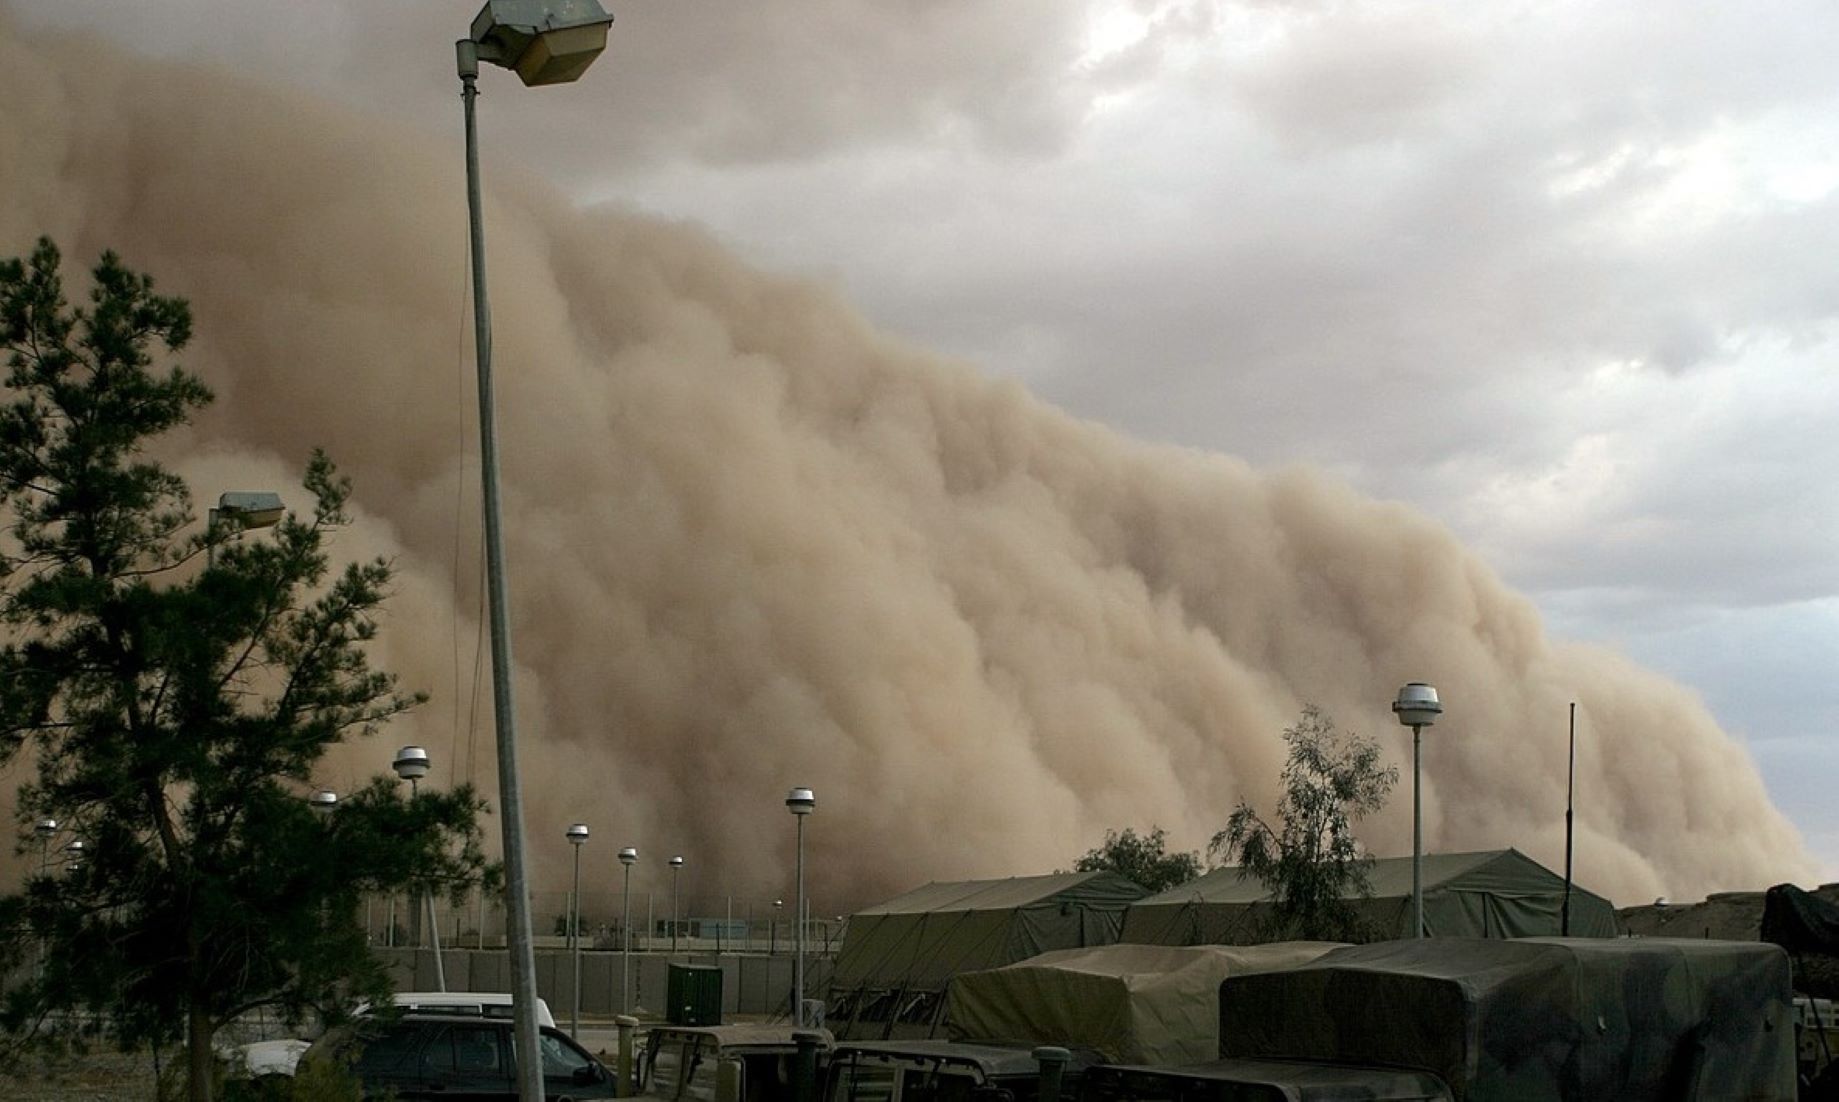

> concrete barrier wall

[{"left": 373, "top": 948, "right": 835, "bottom": 1020}]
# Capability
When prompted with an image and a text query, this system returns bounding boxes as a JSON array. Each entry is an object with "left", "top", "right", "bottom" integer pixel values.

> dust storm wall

[{"left": 0, "top": 15, "right": 1813, "bottom": 911}]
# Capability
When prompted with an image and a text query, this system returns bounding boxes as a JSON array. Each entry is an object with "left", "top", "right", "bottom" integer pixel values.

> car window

[
  {"left": 422, "top": 1024, "right": 509, "bottom": 1078},
  {"left": 832, "top": 1060, "right": 901, "bottom": 1102},
  {"left": 352, "top": 1023, "right": 426, "bottom": 1075},
  {"left": 649, "top": 1038, "right": 690, "bottom": 1099},
  {"left": 540, "top": 1030, "right": 595, "bottom": 1078}
]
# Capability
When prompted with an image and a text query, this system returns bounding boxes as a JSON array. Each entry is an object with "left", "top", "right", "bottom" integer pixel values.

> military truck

[{"left": 1082, "top": 937, "right": 1796, "bottom": 1102}]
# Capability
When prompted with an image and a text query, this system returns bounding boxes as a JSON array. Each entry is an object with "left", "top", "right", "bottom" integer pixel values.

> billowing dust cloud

[{"left": 0, "top": 15, "right": 1816, "bottom": 914}]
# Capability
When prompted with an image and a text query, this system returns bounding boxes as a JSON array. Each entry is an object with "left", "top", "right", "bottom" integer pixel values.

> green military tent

[
  {"left": 1120, "top": 848, "right": 1618, "bottom": 944},
  {"left": 828, "top": 872, "right": 1147, "bottom": 1040},
  {"left": 944, "top": 942, "right": 1341, "bottom": 1064}
]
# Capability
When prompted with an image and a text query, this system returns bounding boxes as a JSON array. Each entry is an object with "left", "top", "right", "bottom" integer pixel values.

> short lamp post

[
  {"left": 1392, "top": 682, "right": 1443, "bottom": 940},
  {"left": 393, "top": 745, "right": 447, "bottom": 991},
  {"left": 456, "top": 5, "right": 615, "bottom": 1092},
  {"left": 618, "top": 846, "right": 637, "bottom": 1014},
  {"left": 668, "top": 856, "right": 685, "bottom": 956},
  {"left": 34, "top": 818, "right": 57, "bottom": 876},
  {"left": 786, "top": 787, "right": 815, "bottom": 1026},
  {"left": 566, "top": 823, "right": 589, "bottom": 1034}
]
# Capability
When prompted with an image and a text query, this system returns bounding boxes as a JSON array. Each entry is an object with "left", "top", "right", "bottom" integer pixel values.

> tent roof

[
  {"left": 856, "top": 871, "right": 1145, "bottom": 915},
  {"left": 1134, "top": 849, "right": 1584, "bottom": 906}
]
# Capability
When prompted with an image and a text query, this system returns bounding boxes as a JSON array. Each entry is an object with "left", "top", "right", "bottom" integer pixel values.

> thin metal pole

[
  {"left": 1562, "top": 701, "right": 1576, "bottom": 936},
  {"left": 671, "top": 871, "right": 680, "bottom": 957},
  {"left": 427, "top": 894, "right": 448, "bottom": 992},
  {"left": 794, "top": 815, "right": 806, "bottom": 1025},
  {"left": 459, "top": 41, "right": 544, "bottom": 1101},
  {"left": 1412, "top": 724, "right": 1423, "bottom": 939},
  {"left": 571, "top": 844, "right": 583, "bottom": 1034},
  {"left": 621, "top": 864, "right": 633, "bottom": 1015},
  {"left": 409, "top": 776, "right": 448, "bottom": 993}
]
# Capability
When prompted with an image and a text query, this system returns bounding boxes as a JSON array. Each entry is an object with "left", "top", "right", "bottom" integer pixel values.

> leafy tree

[
  {"left": 1073, "top": 826, "right": 1202, "bottom": 893},
  {"left": 0, "top": 238, "right": 490, "bottom": 1102},
  {"left": 1209, "top": 705, "right": 1397, "bottom": 941}
]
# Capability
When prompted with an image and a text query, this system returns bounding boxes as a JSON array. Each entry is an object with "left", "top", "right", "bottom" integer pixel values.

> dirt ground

[{"left": 0, "top": 1048, "right": 162, "bottom": 1101}]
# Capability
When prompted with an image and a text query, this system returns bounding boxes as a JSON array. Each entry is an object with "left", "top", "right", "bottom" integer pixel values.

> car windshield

[{"left": 646, "top": 1035, "right": 720, "bottom": 1101}]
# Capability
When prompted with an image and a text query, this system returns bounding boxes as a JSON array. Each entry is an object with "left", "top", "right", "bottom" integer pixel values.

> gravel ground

[{"left": 0, "top": 1049, "right": 163, "bottom": 1101}]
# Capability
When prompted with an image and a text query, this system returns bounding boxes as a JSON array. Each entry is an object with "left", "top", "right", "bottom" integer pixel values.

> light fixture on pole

[
  {"left": 566, "top": 823, "right": 589, "bottom": 1034},
  {"left": 668, "top": 855, "right": 684, "bottom": 956},
  {"left": 1392, "top": 682, "right": 1443, "bottom": 940},
  {"left": 34, "top": 818, "right": 57, "bottom": 876},
  {"left": 393, "top": 745, "right": 447, "bottom": 992},
  {"left": 309, "top": 790, "right": 340, "bottom": 816},
  {"left": 618, "top": 846, "right": 637, "bottom": 1015},
  {"left": 456, "top": 6, "right": 614, "bottom": 1093},
  {"left": 786, "top": 787, "right": 815, "bottom": 1027},
  {"left": 207, "top": 490, "right": 285, "bottom": 568}
]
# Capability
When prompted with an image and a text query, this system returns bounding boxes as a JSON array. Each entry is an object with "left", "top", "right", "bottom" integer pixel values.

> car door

[
  {"left": 411, "top": 1022, "right": 517, "bottom": 1101},
  {"left": 535, "top": 1027, "right": 618, "bottom": 1099}
]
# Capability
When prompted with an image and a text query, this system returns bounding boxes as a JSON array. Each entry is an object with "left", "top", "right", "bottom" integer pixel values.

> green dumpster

[{"left": 667, "top": 963, "right": 723, "bottom": 1026}]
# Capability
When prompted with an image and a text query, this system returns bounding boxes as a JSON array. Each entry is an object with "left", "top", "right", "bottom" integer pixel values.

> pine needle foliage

[{"left": 0, "top": 239, "right": 491, "bottom": 1102}]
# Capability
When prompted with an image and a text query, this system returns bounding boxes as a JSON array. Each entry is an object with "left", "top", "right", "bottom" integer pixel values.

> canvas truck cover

[
  {"left": 945, "top": 943, "right": 1341, "bottom": 1064},
  {"left": 1216, "top": 937, "right": 1794, "bottom": 1102}
]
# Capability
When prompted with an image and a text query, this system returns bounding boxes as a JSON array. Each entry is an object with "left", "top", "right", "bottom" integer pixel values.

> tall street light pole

[
  {"left": 456, "top": 5, "right": 613, "bottom": 1095},
  {"left": 394, "top": 745, "right": 447, "bottom": 992},
  {"left": 618, "top": 847, "right": 637, "bottom": 1015},
  {"left": 566, "top": 823, "right": 589, "bottom": 1035},
  {"left": 668, "top": 856, "right": 684, "bottom": 956},
  {"left": 1392, "top": 682, "right": 1442, "bottom": 940},
  {"left": 786, "top": 787, "right": 815, "bottom": 1026}
]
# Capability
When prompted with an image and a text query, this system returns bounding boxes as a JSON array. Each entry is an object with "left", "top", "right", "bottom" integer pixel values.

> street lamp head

[
  {"left": 309, "top": 790, "right": 339, "bottom": 816},
  {"left": 785, "top": 787, "right": 816, "bottom": 816},
  {"left": 618, "top": 846, "right": 637, "bottom": 866},
  {"left": 392, "top": 745, "right": 432, "bottom": 782},
  {"left": 64, "top": 839, "right": 85, "bottom": 855},
  {"left": 669, "top": 855, "right": 684, "bottom": 870},
  {"left": 215, "top": 491, "right": 286, "bottom": 530},
  {"left": 774, "top": 899, "right": 784, "bottom": 909},
  {"left": 34, "top": 818, "right": 57, "bottom": 839},
  {"left": 468, "top": 0, "right": 613, "bottom": 87},
  {"left": 567, "top": 823, "right": 590, "bottom": 846},
  {"left": 1392, "top": 681, "right": 1443, "bottom": 728}
]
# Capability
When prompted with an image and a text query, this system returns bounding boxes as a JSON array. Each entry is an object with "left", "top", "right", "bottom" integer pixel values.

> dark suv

[{"left": 302, "top": 1012, "right": 617, "bottom": 1100}]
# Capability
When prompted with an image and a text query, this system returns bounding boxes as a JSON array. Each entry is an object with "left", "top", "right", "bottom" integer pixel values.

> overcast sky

[{"left": 12, "top": 0, "right": 1839, "bottom": 881}]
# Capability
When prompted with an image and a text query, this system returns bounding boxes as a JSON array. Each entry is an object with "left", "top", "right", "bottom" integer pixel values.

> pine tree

[{"left": 0, "top": 238, "right": 489, "bottom": 1101}]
